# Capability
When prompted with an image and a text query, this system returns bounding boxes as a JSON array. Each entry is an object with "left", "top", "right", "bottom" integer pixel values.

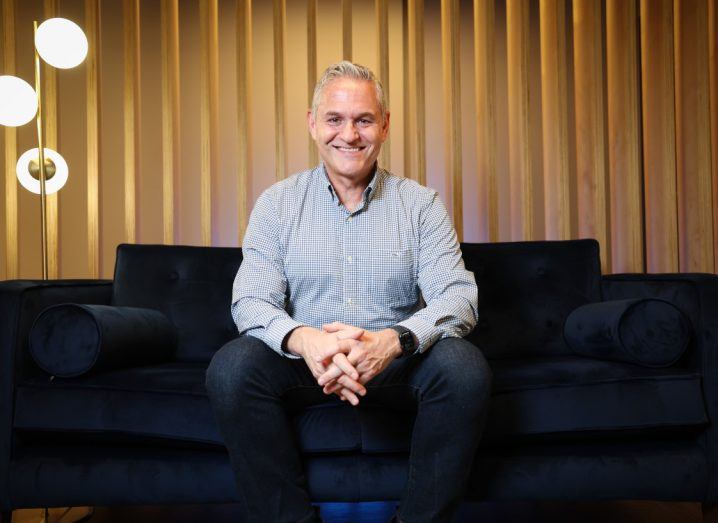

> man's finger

[
  {"left": 338, "top": 387, "right": 359, "bottom": 406},
  {"left": 321, "top": 321, "right": 352, "bottom": 332},
  {"left": 317, "top": 363, "right": 344, "bottom": 386},
  {"left": 336, "top": 374, "right": 367, "bottom": 396},
  {"left": 328, "top": 353, "right": 358, "bottom": 382}
]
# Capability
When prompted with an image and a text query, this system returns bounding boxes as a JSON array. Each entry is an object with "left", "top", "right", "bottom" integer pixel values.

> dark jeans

[{"left": 206, "top": 335, "right": 492, "bottom": 523}]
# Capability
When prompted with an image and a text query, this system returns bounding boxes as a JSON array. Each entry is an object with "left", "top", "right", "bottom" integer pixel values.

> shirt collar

[{"left": 319, "top": 163, "right": 383, "bottom": 207}]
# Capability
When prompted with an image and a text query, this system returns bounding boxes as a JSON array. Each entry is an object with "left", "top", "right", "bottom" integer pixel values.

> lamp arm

[{"left": 33, "top": 20, "right": 48, "bottom": 281}]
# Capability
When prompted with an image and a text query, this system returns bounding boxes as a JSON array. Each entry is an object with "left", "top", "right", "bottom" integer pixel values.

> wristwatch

[{"left": 390, "top": 325, "right": 417, "bottom": 358}]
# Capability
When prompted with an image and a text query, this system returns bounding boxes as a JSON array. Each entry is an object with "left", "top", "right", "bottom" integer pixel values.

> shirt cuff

[
  {"left": 396, "top": 316, "right": 443, "bottom": 354},
  {"left": 263, "top": 317, "right": 305, "bottom": 358}
]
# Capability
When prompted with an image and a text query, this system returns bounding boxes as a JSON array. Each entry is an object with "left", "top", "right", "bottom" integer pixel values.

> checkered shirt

[{"left": 231, "top": 164, "right": 478, "bottom": 358}]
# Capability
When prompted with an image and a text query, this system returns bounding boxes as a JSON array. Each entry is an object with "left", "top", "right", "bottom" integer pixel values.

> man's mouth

[{"left": 333, "top": 145, "right": 364, "bottom": 152}]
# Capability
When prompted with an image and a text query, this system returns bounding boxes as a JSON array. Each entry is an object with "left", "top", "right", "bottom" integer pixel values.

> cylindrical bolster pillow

[
  {"left": 30, "top": 304, "right": 177, "bottom": 378},
  {"left": 564, "top": 298, "right": 691, "bottom": 367}
]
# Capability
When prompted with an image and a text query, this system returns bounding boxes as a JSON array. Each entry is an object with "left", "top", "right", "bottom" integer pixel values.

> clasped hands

[{"left": 287, "top": 322, "right": 402, "bottom": 406}]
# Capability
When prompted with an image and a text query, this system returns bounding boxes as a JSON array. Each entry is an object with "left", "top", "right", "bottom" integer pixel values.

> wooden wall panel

[
  {"left": 1, "top": 0, "right": 717, "bottom": 279},
  {"left": 376, "top": 0, "right": 389, "bottom": 169},
  {"left": 86, "top": 0, "right": 101, "bottom": 278},
  {"left": 161, "top": 0, "right": 180, "bottom": 245},
  {"left": 273, "top": 0, "right": 287, "bottom": 181},
  {"left": 200, "top": 0, "right": 218, "bottom": 245},
  {"left": 342, "top": 0, "right": 352, "bottom": 60},
  {"left": 441, "top": 0, "right": 462, "bottom": 239},
  {"left": 123, "top": 0, "right": 139, "bottom": 244},
  {"left": 540, "top": 0, "right": 569, "bottom": 241},
  {"left": 573, "top": 0, "right": 608, "bottom": 270},
  {"left": 506, "top": 0, "right": 533, "bottom": 241},
  {"left": 474, "top": 0, "right": 497, "bottom": 242},
  {"left": 406, "top": 0, "right": 425, "bottom": 185},
  {"left": 307, "top": 0, "right": 317, "bottom": 166},
  {"left": 236, "top": 0, "right": 251, "bottom": 243},
  {"left": 43, "top": 0, "right": 58, "bottom": 278},
  {"left": 2, "top": 0, "right": 17, "bottom": 280},
  {"left": 606, "top": 0, "right": 643, "bottom": 272},
  {"left": 674, "top": 0, "right": 714, "bottom": 272},
  {"left": 711, "top": 0, "right": 718, "bottom": 266},
  {"left": 640, "top": 0, "right": 678, "bottom": 272}
]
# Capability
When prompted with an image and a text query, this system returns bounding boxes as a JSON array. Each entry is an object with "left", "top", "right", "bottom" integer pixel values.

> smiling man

[{"left": 206, "top": 62, "right": 492, "bottom": 523}]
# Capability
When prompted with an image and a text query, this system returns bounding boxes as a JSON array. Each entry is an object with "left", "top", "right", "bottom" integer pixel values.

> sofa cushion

[
  {"left": 564, "top": 298, "right": 691, "bottom": 367},
  {"left": 29, "top": 304, "right": 176, "bottom": 378},
  {"left": 111, "top": 244, "right": 242, "bottom": 362},
  {"left": 460, "top": 239, "right": 602, "bottom": 358},
  {"left": 13, "top": 356, "right": 707, "bottom": 453}
]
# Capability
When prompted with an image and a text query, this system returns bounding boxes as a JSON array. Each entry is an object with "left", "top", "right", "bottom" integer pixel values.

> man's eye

[
  {"left": 327, "top": 117, "right": 341, "bottom": 124},
  {"left": 358, "top": 119, "right": 372, "bottom": 125}
]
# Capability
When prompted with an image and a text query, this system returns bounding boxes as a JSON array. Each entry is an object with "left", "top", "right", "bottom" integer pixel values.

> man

[{"left": 206, "top": 61, "right": 491, "bottom": 523}]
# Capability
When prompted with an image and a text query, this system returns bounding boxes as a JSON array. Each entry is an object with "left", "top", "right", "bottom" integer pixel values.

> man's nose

[{"left": 340, "top": 121, "right": 359, "bottom": 142}]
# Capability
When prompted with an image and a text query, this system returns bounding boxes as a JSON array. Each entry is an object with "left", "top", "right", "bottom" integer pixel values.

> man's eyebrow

[{"left": 322, "top": 111, "right": 376, "bottom": 119}]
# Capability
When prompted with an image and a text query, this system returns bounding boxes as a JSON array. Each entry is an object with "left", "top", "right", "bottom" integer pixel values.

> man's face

[{"left": 308, "top": 78, "right": 389, "bottom": 183}]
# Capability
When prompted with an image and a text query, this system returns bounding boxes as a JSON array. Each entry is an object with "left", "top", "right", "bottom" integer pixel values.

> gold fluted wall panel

[{"left": 1, "top": 0, "right": 716, "bottom": 279}]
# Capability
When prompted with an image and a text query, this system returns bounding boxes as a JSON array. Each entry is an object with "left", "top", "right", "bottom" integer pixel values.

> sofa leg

[{"left": 704, "top": 503, "right": 718, "bottom": 523}]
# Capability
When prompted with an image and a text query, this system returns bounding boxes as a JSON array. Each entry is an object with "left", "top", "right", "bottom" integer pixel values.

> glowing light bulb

[
  {"left": 16, "top": 148, "right": 69, "bottom": 195},
  {"left": 0, "top": 75, "right": 38, "bottom": 127},
  {"left": 35, "top": 18, "right": 88, "bottom": 69}
]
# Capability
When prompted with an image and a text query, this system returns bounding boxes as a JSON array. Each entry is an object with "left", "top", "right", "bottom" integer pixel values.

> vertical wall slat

[
  {"left": 573, "top": 0, "right": 608, "bottom": 269},
  {"left": 2, "top": 0, "right": 17, "bottom": 279},
  {"left": 307, "top": 0, "right": 317, "bottom": 166},
  {"left": 640, "top": 0, "right": 678, "bottom": 272},
  {"left": 710, "top": 0, "right": 718, "bottom": 266},
  {"left": 85, "top": 0, "right": 101, "bottom": 277},
  {"left": 43, "top": 0, "right": 59, "bottom": 278},
  {"left": 506, "top": 0, "right": 533, "bottom": 241},
  {"left": 376, "top": 0, "right": 390, "bottom": 170},
  {"left": 342, "top": 0, "right": 352, "bottom": 61},
  {"left": 237, "top": 0, "right": 251, "bottom": 243},
  {"left": 539, "top": 0, "right": 570, "bottom": 241},
  {"left": 123, "top": 0, "right": 140, "bottom": 244},
  {"left": 200, "top": 0, "right": 219, "bottom": 245},
  {"left": 161, "top": 0, "right": 180, "bottom": 245},
  {"left": 441, "top": 0, "right": 462, "bottom": 239},
  {"left": 273, "top": 0, "right": 287, "bottom": 181},
  {"left": 406, "top": 0, "right": 425, "bottom": 185},
  {"left": 474, "top": 0, "right": 497, "bottom": 241},
  {"left": 674, "top": 0, "right": 714, "bottom": 272},
  {"left": 606, "top": 0, "right": 643, "bottom": 272}
]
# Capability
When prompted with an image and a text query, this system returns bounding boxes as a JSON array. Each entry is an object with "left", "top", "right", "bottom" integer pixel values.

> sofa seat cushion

[
  {"left": 484, "top": 356, "right": 708, "bottom": 440},
  {"left": 13, "top": 357, "right": 708, "bottom": 454},
  {"left": 14, "top": 363, "right": 223, "bottom": 447}
]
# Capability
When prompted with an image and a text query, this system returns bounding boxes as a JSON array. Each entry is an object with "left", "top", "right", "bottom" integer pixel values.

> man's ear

[
  {"left": 307, "top": 110, "right": 317, "bottom": 140},
  {"left": 381, "top": 111, "right": 391, "bottom": 141}
]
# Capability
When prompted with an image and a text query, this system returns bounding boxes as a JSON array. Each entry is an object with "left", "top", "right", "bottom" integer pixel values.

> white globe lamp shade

[
  {"left": 0, "top": 75, "right": 38, "bottom": 127},
  {"left": 16, "top": 148, "right": 69, "bottom": 195},
  {"left": 35, "top": 18, "right": 88, "bottom": 69}
]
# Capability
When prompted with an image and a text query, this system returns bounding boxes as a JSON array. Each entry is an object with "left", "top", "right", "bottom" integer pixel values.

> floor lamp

[{"left": 0, "top": 17, "right": 88, "bottom": 280}]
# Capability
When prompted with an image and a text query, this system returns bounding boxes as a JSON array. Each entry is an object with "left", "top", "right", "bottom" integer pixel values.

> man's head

[{"left": 308, "top": 61, "right": 390, "bottom": 184}]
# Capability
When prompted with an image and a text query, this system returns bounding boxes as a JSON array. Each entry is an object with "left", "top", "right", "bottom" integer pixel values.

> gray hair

[{"left": 311, "top": 61, "right": 387, "bottom": 122}]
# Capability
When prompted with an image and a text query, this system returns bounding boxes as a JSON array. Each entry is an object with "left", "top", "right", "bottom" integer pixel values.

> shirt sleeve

[
  {"left": 231, "top": 190, "right": 303, "bottom": 358},
  {"left": 396, "top": 191, "right": 479, "bottom": 353}
]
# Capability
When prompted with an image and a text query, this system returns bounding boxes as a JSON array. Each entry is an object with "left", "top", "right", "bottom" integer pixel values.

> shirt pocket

[{"left": 369, "top": 249, "right": 417, "bottom": 308}]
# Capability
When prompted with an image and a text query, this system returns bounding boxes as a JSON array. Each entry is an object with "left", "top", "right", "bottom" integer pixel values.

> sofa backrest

[
  {"left": 461, "top": 239, "right": 602, "bottom": 359},
  {"left": 111, "top": 244, "right": 242, "bottom": 362}
]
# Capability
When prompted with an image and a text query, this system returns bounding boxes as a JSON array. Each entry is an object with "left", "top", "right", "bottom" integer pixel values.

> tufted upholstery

[{"left": 111, "top": 244, "right": 242, "bottom": 362}]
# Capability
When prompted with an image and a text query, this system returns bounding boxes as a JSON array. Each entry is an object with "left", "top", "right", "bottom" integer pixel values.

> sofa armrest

[
  {"left": 602, "top": 273, "right": 718, "bottom": 501},
  {"left": 0, "top": 279, "right": 111, "bottom": 511}
]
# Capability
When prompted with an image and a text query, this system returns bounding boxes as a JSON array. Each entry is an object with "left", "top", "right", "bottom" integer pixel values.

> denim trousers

[{"left": 206, "top": 335, "right": 492, "bottom": 523}]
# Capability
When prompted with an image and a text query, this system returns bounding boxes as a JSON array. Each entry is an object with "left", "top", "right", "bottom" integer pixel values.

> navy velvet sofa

[{"left": 2, "top": 239, "right": 718, "bottom": 521}]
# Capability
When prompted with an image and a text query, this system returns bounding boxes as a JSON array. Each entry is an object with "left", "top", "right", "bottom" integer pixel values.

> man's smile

[{"left": 333, "top": 145, "right": 365, "bottom": 152}]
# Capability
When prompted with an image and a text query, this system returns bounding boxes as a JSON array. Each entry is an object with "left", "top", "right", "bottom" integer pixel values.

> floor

[{"left": 10, "top": 501, "right": 704, "bottom": 523}]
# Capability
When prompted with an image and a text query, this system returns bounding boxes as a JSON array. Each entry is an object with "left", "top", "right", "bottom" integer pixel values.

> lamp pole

[{"left": 33, "top": 20, "right": 49, "bottom": 280}]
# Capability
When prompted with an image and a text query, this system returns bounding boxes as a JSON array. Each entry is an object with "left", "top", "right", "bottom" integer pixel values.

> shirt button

[
  {"left": 347, "top": 255, "right": 353, "bottom": 263},
  {"left": 347, "top": 215, "right": 353, "bottom": 221},
  {"left": 347, "top": 298, "right": 353, "bottom": 304}
]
